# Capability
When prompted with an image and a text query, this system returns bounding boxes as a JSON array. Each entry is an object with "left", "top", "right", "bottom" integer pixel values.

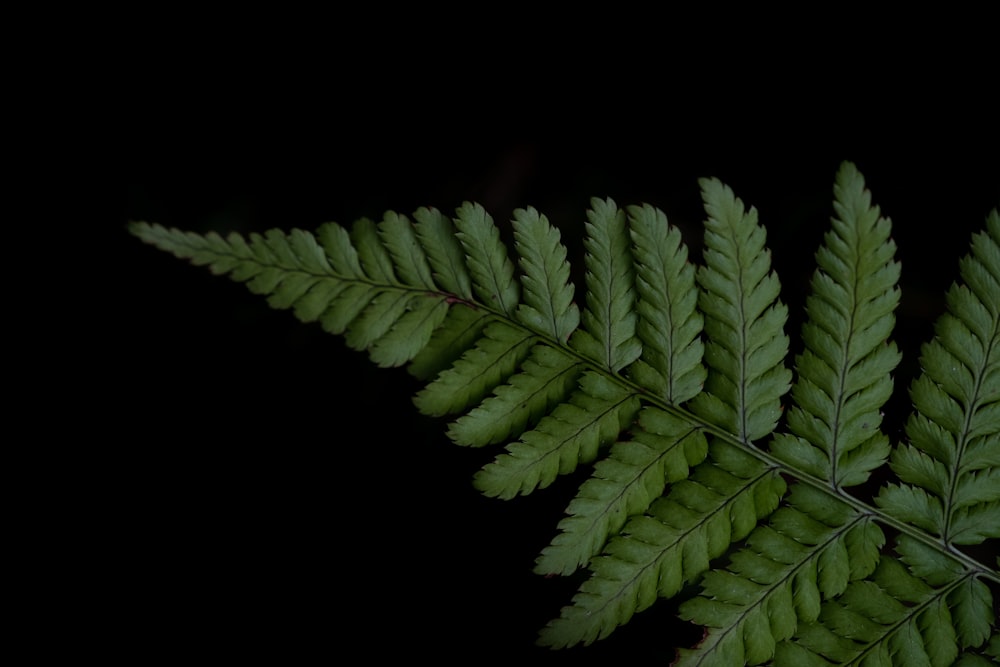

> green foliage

[
  {"left": 770, "top": 167, "right": 901, "bottom": 488},
  {"left": 130, "top": 162, "right": 999, "bottom": 665}
]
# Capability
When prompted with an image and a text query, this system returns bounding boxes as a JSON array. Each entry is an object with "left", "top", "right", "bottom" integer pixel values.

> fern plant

[{"left": 130, "top": 162, "right": 999, "bottom": 665}]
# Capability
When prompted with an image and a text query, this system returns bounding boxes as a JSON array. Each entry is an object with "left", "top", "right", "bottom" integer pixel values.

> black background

[{"left": 107, "top": 16, "right": 999, "bottom": 664}]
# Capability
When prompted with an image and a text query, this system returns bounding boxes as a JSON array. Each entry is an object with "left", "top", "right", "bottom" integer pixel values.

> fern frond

[
  {"left": 532, "top": 201, "right": 707, "bottom": 575},
  {"left": 689, "top": 177, "right": 792, "bottom": 443},
  {"left": 127, "top": 219, "right": 452, "bottom": 369},
  {"left": 130, "top": 165, "right": 1000, "bottom": 665},
  {"left": 377, "top": 210, "right": 438, "bottom": 289},
  {"left": 770, "top": 162, "right": 901, "bottom": 488},
  {"left": 877, "top": 209, "right": 1000, "bottom": 545},
  {"left": 407, "top": 305, "right": 490, "bottom": 380},
  {"left": 775, "top": 537, "right": 995, "bottom": 666},
  {"left": 413, "top": 320, "right": 535, "bottom": 417},
  {"left": 534, "top": 407, "right": 708, "bottom": 576},
  {"left": 351, "top": 217, "right": 397, "bottom": 283},
  {"left": 512, "top": 206, "right": 580, "bottom": 341},
  {"left": 472, "top": 371, "right": 641, "bottom": 498},
  {"left": 627, "top": 202, "right": 706, "bottom": 403},
  {"left": 537, "top": 441, "right": 786, "bottom": 649},
  {"left": 411, "top": 206, "right": 473, "bottom": 299},
  {"left": 570, "top": 198, "right": 642, "bottom": 371},
  {"left": 676, "top": 484, "right": 885, "bottom": 665},
  {"left": 453, "top": 201, "right": 520, "bottom": 316},
  {"left": 446, "top": 343, "right": 582, "bottom": 447}
]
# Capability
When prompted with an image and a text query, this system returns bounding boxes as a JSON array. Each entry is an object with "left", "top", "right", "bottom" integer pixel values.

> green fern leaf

[
  {"left": 365, "top": 296, "right": 451, "bottom": 367},
  {"left": 534, "top": 407, "right": 707, "bottom": 576},
  {"left": 950, "top": 574, "right": 996, "bottom": 651},
  {"left": 453, "top": 201, "right": 520, "bottom": 316},
  {"left": 689, "top": 177, "right": 792, "bottom": 443},
  {"left": 413, "top": 320, "right": 535, "bottom": 417},
  {"left": 127, "top": 220, "right": 450, "bottom": 368},
  {"left": 877, "top": 209, "right": 1000, "bottom": 544},
  {"left": 532, "top": 199, "right": 707, "bottom": 575},
  {"left": 770, "top": 162, "right": 901, "bottom": 488},
  {"left": 342, "top": 291, "right": 418, "bottom": 356},
  {"left": 407, "top": 305, "right": 490, "bottom": 380},
  {"left": 315, "top": 222, "right": 363, "bottom": 276},
  {"left": 435, "top": 201, "right": 592, "bottom": 454},
  {"left": 472, "top": 370, "right": 641, "bottom": 498},
  {"left": 447, "top": 343, "right": 582, "bottom": 447},
  {"left": 627, "top": 202, "right": 706, "bottom": 403},
  {"left": 130, "top": 164, "right": 1000, "bottom": 665},
  {"left": 537, "top": 441, "right": 786, "bottom": 649},
  {"left": 377, "top": 211, "right": 437, "bottom": 289},
  {"left": 677, "top": 483, "right": 884, "bottom": 665},
  {"left": 511, "top": 206, "right": 580, "bottom": 340},
  {"left": 411, "top": 206, "right": 473, "bottom": 298},
  {"left": 921, "top": 593, "right": 960, "bottom": 666},
  {"left": 778, "top": 538, "right": 994, "bottom": 666},
  {"left": 350, "top": 217, "right": 397, "bottom": 282},
  {"left": 570, "top": 198, "right": 643, "bottom": 371}
]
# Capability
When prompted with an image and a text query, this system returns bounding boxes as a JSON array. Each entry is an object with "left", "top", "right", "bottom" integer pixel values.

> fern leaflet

[
  {"left": 877, "top": 209, "right": 1000, "bottom": 546},
  {"left": 689, "top": 177, "right": 792, "bottom": 443},
  {"left": 537, "top": 440, "right": 786, "bottom": 649},
  {"left": 770, "top": 161, "right": 901, "bottom": 489},
  {"left": 675, "top": 484, "right": 884, "bottom": 665}
]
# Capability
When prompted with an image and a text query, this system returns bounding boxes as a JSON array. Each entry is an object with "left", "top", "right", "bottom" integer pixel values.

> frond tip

[{"left": 130, "top": 167, "right": 1000, "bottom": 665}]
